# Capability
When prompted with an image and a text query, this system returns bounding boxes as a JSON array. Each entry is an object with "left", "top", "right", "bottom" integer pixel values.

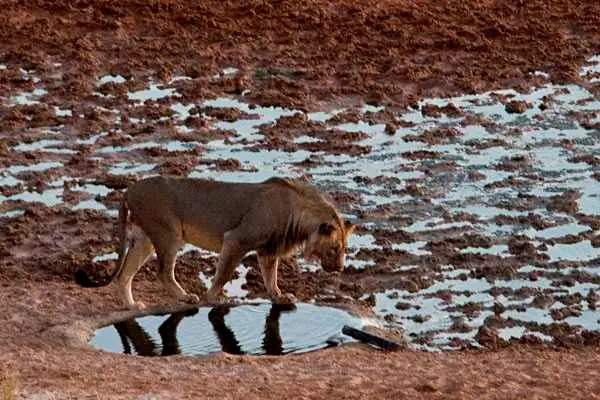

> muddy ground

[{"left": 2, "top": 0, "right": 600, "bottom": 399}]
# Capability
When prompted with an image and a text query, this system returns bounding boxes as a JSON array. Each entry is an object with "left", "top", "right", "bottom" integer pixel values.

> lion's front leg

[
  {"left": 258, "top": 253, "right": 297, "bottom": 305},
  {"left": 207, "top": 236, "right": 247, "bottom": 304}
]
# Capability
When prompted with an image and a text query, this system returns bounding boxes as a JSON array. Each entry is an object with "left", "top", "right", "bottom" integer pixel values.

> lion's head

[{"left": 304, "top": 218, "right": 356, "bottom": 272}]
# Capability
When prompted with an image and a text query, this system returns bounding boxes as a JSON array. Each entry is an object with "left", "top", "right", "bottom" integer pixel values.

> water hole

[{"left": 90, "top": 303, "right": 362, "bottom": 357}]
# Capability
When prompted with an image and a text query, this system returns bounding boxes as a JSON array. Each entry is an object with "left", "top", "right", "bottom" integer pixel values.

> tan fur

[{"left": 76, "top": 176, "right": 355, "bottom": 310}]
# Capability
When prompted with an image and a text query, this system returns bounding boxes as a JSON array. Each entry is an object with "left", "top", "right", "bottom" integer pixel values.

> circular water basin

[{"left": 90, "top": 302, "right": 362, "bottom": 356}]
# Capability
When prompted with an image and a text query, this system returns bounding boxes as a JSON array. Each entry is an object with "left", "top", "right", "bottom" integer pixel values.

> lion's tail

[{"left": 75, "top": 197, "right": 130, "bottom": 288}]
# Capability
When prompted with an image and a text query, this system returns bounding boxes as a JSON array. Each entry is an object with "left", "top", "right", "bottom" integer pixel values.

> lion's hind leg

[{"left": 116, "top": 224, "right": 154, "bottom": 311}]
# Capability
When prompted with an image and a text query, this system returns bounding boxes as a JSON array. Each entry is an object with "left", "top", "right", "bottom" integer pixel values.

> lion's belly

[{"left": 181, "top": 224, "right": 224, "bottom": 252}]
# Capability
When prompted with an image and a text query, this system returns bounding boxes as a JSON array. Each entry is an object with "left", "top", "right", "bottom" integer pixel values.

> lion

[{"left": 75, "top": 176, "right": 356, "bottom": 310}]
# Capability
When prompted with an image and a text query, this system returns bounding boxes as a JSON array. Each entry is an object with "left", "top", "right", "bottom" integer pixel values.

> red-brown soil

[{"left": 2, "top": 1, "right": 600, "bottom": 399}]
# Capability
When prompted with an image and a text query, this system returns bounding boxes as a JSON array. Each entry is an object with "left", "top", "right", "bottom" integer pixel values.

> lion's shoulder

[
  {"left": 262, "top": 176, "right": 337, "bottom": 216},
  {"left": 262, "top": 176, "right": 299, "bottom": 187},
  {"left": 261, "top": 177, "right": 317, "bottom": 193},
  {"left": 262, "top": 177, "right": 328, "bottom": 199}
]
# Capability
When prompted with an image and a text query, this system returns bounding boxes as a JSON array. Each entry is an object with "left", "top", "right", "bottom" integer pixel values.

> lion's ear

[
  {"left": 344, "top": 220, "right": 356, "bottom": 235},
  {"left": 319, "top": 222, "right": 336, "bottom": 235}
]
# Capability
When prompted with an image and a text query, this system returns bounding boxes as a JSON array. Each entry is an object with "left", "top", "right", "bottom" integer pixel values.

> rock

[
  {"left": 531, "top": 294, "right": 555, "bottom": 309},
  {"left": 587, "top": 289, "right": 600, "bottom": 309},
  {"left": 505, "top": 100, "right": 530, "bottom": 114},
  {"left": 395, "top": 302, "right": 412, "bottom": 310},
  {"left": 475, "top": 326, "right": 503, "bottom": 350},
  {"left": 492, "top": 302, "right": 506, "bottom": 315},
  {"left": 384, "top": 122, "right": 397, "bottom": 135}
]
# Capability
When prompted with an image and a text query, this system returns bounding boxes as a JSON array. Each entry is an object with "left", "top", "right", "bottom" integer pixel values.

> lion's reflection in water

[
  {"left": 114, "top": 308, "right": 198, "bottom": 356},
  {"left": 112, "top": 304, "right": 331, "bottom": 356}
]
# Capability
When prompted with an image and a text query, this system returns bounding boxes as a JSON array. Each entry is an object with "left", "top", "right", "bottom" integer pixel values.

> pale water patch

[
  {"left": 294, "top": 136, "right": 322, "bottom": 144},
  {"left": 72, "top": 183, "right": 113, "bottom": 197},
  {"left": 0, "top": 210, "right": 25, "bottom": 218},
  {"left": 346, "top": 259, "right": 376, "bottom": 269},
  {"left": 6, "top": 188, "right": 63, "bottom": 207},
  {"left": 12, "top": 139, "right": 65, "bottom": 152},
  {"left": 404, "top": 219, "right": 474, "bottom": 233},
  {"left": 198, "top": 271, "right": 213, "bottom": 291},
  {"left": 10, "top": 88, "right": 48, "bottom": 105},
  {"left": 202, "top": 97, "right": 297, "bottom": 129},
  {"left": 95, "top": 140, "right": 201, "bottom": 154},
  {"left": 347, "top": 233, "right": 378, "bottom": 250},
  {"left": 453, "top": 205, "right": 527, "bottom": 219},
  {"left": 564, "top": 308, "right": 600, "bottom": 330},
  {"left": 459, "top": 124, "right": 489, "bottom": 141},
  {"left": 169, "top": 76, "right": 193, "bottom": 83},
  {"left": 8, "top": 161, "right": 63, "bottom": 174},
  {"left": 531, "top": 71, "right": 550, "bottom": 79},
  {"left": 220, "top": 67, "right": 240, "bottom": 77},
  {"left": 0, "top": 175, "right": 22, "bottom": 187},
  {"left": 109, "top": 162, "right": 156, "bottom": 175},
  {"left": 336, "top": 121, "right": 385, "bottom": 135},
  {"left": 523, "top": 223, "right": 590, "bottom": 239},
  {"left": 212, "top": 119, "right": 263, "bottom": 137},
  {"left": 224, "top": 265, "right": 250, "bottom": 298},
  {"left": 72, "top": 199, "right": 107, "bottom": 211},
  {"left": 460, "top": 244, "right": 510, "bottom": 257},
  {"left": 374, "top": 290, "right": 453, "bottom": 341},
  {"left": 498, "top": 326, "right": 527, "bottom": 340},
  {"left": 308, "top": 109, "right": 343, "bottom": 122},
  {"left": 128, "top": 83, "right": 179, "bottom": 102},
  {"left": 54, "top": 107, "right": 72, "bottom": 117},
  {"left": 544, "top": 240, "right": 600, "bottom": 262},
  {"left": 98, "top": 75, "right": 126, "bottom": 85},
  {"left": 76, "top": 132, "right": 107, "bottom": 145},
  {"left": 393, "top": 241, "right": 431, "bottom": 256},
  {"left": 188, "top": 168, "right": 287, "bottom": 184},
  {"left": 421, "top": 278, "right": 492, "bottom": 295},
  {"left": 493, "top": 278, "right": 554, "bottom": 291},
  {"left": 92, "top": 252, "right": 118, "bottom": 263},
  {"left": 299, "top": 260, "right": 322, "bottom": 273},
  {"left": 170, "top": 103, "right": 195, "bottom": 120},
  {"left": 503, "top": 307, "right": 554, "bottom": 325}
]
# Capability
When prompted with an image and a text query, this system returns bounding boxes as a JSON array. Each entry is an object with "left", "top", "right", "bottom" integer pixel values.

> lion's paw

[
  {"left": 128, "top": 301, "right": 146, "bottom": 312},
  {"left": 206, "top": 289, "right": 226, "bottom": 305},
  {"left": 182, "top": 293, "right": 200, "bottom": 304},
  {"left": 273, "top": 292, "right": 297, "bottom": 305}
]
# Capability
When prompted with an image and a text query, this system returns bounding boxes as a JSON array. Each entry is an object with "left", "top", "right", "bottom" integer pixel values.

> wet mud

[
  {"left": 2, "top": 0, "right": 600, "bottom": 373},
  {"left": 2, "top": 2, "right": 600, "bottom": 399},
  {"left": 3, "top": 55, "right": 600, "bottom": 351}
]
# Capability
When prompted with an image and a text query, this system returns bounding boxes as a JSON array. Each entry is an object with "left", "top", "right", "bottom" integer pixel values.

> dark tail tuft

[{"left": 76, "top": 198, "right": 130, "bottom": 289}]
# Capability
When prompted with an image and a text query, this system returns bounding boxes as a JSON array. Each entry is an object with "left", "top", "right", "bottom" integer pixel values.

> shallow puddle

[{"left": 91, "top": 303, "right": 360, "bottom": 356}]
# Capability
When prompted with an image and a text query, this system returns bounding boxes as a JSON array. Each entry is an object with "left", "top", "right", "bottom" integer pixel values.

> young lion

[{"left": 75, "top": 176, "right": 356, "bottom": 310}]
